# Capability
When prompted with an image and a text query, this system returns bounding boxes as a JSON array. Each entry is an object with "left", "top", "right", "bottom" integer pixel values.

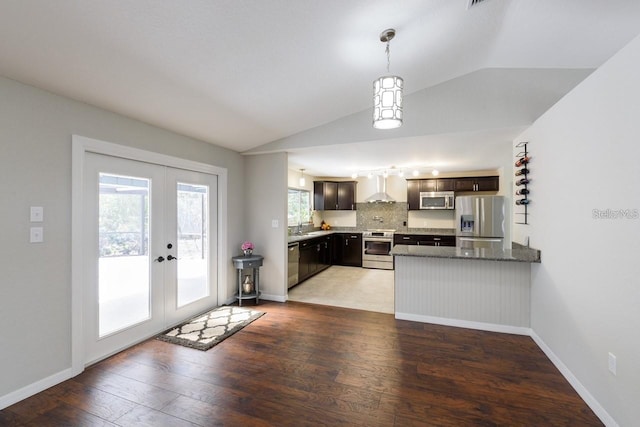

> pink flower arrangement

[{"left": 241, "top": 241, "right": 254, "bottom": 251}]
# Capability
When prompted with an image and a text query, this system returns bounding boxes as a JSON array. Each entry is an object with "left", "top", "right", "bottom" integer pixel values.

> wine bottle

[
  {"left": 515, "top": 178, "right": 529, "bottom": 186},
  {"left": 515, "top": 156, "right": 530, "bottom": 167},
  {"left": 515, "top": 168, "right": 529, "bottom": 176},
  {"left": 516, "top": 188, "right": 529, "bottom": 195},
  {"left": 516, "top": 199, "right": 530, "bottom": 206}
]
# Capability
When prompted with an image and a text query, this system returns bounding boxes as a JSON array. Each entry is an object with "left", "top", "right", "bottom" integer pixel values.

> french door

[{"left": 83, "top": 152, "right": 218, "bottom": 364}]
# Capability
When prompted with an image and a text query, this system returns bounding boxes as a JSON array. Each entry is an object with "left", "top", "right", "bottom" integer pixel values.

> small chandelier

[{"left": 373, "top": 28, "right": 403, "bottom": 130}]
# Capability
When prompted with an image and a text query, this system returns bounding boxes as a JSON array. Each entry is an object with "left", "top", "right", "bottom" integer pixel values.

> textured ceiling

[{"left": 1, "top": 0, "right": 639, "bottom": 174}]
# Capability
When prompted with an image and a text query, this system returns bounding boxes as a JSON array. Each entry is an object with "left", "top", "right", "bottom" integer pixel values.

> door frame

[{"left": 71, "top": 134, "right": 228, "bottom": 376}]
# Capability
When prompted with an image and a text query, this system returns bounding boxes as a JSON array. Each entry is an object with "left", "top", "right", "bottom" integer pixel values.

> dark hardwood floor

[{"left": 1, "top": 301, "right": 602, "bottom": 426}]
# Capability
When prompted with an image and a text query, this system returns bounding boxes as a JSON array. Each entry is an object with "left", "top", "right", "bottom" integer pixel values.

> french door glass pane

[
  {"left": 176, "top": 182, "right": 209, "bottom": 307},
  {"left": 98, "top": 173, "right": 151, "bottom": 337}
]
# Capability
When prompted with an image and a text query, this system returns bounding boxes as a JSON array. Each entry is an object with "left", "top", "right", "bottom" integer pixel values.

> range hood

[{"left": 365, "top": 175, "right": 396, "bottom": 203}]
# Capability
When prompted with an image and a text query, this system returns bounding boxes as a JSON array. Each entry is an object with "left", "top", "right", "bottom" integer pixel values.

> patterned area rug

[{"left": 156, "top": 306, "right": 264, "bottom": 351}]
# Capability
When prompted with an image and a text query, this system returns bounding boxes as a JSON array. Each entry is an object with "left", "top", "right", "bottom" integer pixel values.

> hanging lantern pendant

[{"left": 373, "top": 28, "right": 403, "bottom": 130}]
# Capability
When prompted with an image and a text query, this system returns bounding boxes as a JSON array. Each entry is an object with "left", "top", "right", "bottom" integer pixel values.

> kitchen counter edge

[
  {"left": 390, "top": 244, "right": 541, "bottom": 263},
  {"left": 287, "top": 228, "right": 455, "bottom": 243}
]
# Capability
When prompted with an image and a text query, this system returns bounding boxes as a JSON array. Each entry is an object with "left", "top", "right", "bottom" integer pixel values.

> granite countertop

[
  {"left": 287, "top": 228, "right": 455, "bottom": 243},
  {"left": 288, "top": 230, "right": 335, "bottom": 243},
  {"left": 390, "top": 244, "right": 541, "bottom": 263}
]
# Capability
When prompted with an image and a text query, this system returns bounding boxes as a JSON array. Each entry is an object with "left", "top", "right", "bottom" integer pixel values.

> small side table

[{"left": 231, "top": 254, "right": 264, "bottom": 306}]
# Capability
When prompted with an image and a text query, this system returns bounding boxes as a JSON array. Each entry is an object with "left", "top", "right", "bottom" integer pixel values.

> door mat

[{"left": 156, "top": 306, "right": 264, "bottom": 351}]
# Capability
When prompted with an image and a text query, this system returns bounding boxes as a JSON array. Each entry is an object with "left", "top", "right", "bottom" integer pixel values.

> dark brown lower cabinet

[
  {"left": 393, "top": 234, "right": 456, "bottom": 247},
  {"left": 333, "top": 233, "right": 362, "bottom": 267},
  {"left": 298, "top": 235, "right": 332, "bottom": 282}
]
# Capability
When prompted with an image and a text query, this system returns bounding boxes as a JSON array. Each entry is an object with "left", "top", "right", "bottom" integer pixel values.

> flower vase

[
  {"left": 242, "top": 275, "right": 254, "bottom": 293},
  {"left": 243, "top": 249, "right": 253, "bottom": 256}
]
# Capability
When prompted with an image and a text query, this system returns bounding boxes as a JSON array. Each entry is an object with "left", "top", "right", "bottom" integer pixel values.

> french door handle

[
  {"left": 154, "top": 256, "right": 165, "bottom": 263},
  {"left": 167, "top": 255, "right": 177, "bottom": 261}
]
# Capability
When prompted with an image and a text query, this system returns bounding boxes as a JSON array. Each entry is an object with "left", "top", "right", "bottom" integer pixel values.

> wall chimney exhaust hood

[{"left": 365, "top": 175, "right": 396, "bottom": 203}]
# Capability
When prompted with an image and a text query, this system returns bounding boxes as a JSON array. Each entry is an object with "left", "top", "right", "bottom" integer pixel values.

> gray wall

[
  {"left": 0, "top": 76, "right": 244, "bottom": 399},
  {"left": 513, "top": 34, "right": 640, "bottom": 426},
  {"left": 244, "top": 153, "right": 288, "bottom": 301}
]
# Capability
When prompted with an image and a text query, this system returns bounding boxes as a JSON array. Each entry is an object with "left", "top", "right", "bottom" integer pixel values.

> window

[{"left": 288, "top": 188, "right": 312, "bottom": 226}]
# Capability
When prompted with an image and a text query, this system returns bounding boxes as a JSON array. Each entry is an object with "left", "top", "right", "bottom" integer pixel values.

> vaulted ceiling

[{"left": 1, "top": 1, "right": 639, "bottom": 176}]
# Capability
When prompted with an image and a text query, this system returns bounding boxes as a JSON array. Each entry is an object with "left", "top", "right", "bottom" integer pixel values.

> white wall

[
  {"left": 0, "top": 76, "right": 244, "bottom": 404},
  {"left": 513, "top": 34, "right": 640, "bottom": 426},
  {"left": 246, "top": 154, "right": 288, "bottom": 302}
]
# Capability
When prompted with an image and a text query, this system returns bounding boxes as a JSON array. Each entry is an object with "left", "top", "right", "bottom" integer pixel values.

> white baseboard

[
  {"left": 0, "top": 367, "right": 74, "bottom": 410},
  {"left": 259, "top": 293, "right": 286, "bottom": 303},
  {"left": 395, "top": 312, "right": 531, "bottom": 336},
  {"left": 529, "top": 331, "right": 618, "bottom": 427}
]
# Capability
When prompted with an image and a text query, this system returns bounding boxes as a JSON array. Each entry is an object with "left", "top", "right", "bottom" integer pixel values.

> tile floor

[{"left": 287, "top": 265, "right": 394, "bottom": 314}]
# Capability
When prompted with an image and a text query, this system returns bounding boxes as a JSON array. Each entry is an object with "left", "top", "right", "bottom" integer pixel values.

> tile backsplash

[
  {"left": 318, "top": 203, "right": 455, "bottom": 232},
  {"left": 356, "top": 202, "right": 409, "bottom": 232}
]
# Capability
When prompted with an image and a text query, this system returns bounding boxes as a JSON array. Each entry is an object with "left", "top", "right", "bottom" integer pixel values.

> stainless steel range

[{"left": 362, "top": 229, "right": 395, "bottom": 270}]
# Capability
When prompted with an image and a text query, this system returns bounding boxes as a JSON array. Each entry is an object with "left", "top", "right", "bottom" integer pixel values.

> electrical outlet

[
  {"left": 608, "top": 352, "right": 617, "bottom": 376},
  {"left": 271, "top": 219, "right": 279, "bottom": 228}
]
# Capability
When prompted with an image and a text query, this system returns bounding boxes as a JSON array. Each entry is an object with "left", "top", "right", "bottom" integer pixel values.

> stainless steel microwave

[{"left": 419, "top": 191, "right": 455, "bottom": 210}]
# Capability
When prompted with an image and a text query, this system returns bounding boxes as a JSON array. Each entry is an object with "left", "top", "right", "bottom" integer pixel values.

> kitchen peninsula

[{"left": 391, "top": 244, "right": 541, "bottom": 334}]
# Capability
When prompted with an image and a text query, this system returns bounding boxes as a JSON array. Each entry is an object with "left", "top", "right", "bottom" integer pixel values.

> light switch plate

[
  {"left": 30, "top": 206, "right": 44, "bottom": 222},
  {"left": 30, "top": 227, "right": 44, "bottom": 243}
]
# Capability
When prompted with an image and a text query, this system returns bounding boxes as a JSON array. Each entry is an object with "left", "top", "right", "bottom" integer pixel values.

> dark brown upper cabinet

[
  {"left": 416, "top": 178, "right": 455, "bottom": 193},
  {"left": 314, "top": 181, "right": 357, "bottom": 211},
  {"left": 454, "top": 176, "right": 499, "bottom": 192}
]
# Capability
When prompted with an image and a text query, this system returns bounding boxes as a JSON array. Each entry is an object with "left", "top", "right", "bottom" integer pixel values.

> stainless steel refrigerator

[{"left": 455, "top": 195, "right": 505, "bottom": 249}]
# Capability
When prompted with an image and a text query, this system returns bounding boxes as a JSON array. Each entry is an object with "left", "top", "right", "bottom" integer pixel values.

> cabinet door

[
  {"left": 320, "top": 236, "right": 332, "bottom": 269},
  {"left": 476, "top": 176, "right": 499, "bottom": 191},
  {"left": 394, "top": 234, "right": 418, "bottom": 245},
  {"left": 439, "top": 236, "right": 456, "bottom": 247},
  {"left": 299, "top": 243, "right": 314, "bottom": 280},
  {"left": 337, "top": 182, "right": 356, "bottom": 210},
  {"left": 407, "top": 180, "right": 420, "bottom": 210},
  {"left": 437, "top": 178, "right": 455, "bottom": 192},
  {"left": 454, "top": 178, "right": 476, "bottom": 192},
  {"left": 343, "top": 234, "right": 362, "bottom": 267},
  {"left": 332, "top": 233, "right": 344, "bottom": 264},
  {"left": 420, "top": 179, "right": 437, "bottom": 192},
  {"left": 314, "top": 181, "right": 338, "bottom": 210}
]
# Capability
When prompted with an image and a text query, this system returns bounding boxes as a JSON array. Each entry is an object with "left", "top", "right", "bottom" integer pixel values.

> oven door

[
  {"left": 362, "top": 238, "right": 394, "bottom": 269},
  {"left": 362, "top": 241, "right": 393, "bottom": 261},
  {"left": 363, "top": 239, "right": 392, "bottom": 257}
]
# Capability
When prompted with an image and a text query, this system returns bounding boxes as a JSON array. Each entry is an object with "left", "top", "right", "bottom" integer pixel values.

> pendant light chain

[{"left": 386, "top": 41, "right": 391, "bottom": 73}]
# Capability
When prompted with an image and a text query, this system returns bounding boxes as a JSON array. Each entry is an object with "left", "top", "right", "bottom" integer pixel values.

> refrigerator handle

[{"left": 480, "top": 198, "right": 486, "bottom": 235}]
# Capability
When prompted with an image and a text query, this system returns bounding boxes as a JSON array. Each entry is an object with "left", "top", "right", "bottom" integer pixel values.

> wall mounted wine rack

[{"left": 515, "top": 141, "right": 529, "bottom": 225}]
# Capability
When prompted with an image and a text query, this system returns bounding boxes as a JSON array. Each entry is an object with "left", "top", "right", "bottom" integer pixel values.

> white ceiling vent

[{"left": 467, "top": 0, "right": 489, "bottom": 9}]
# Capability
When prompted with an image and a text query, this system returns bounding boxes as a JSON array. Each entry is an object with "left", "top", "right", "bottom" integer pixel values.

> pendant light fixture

[
  {"left": 373, "top": 28, "right": 403, "bottom": 130},
  {"left": 299, "top": 169, "right": 306, "bottom": 187}
]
